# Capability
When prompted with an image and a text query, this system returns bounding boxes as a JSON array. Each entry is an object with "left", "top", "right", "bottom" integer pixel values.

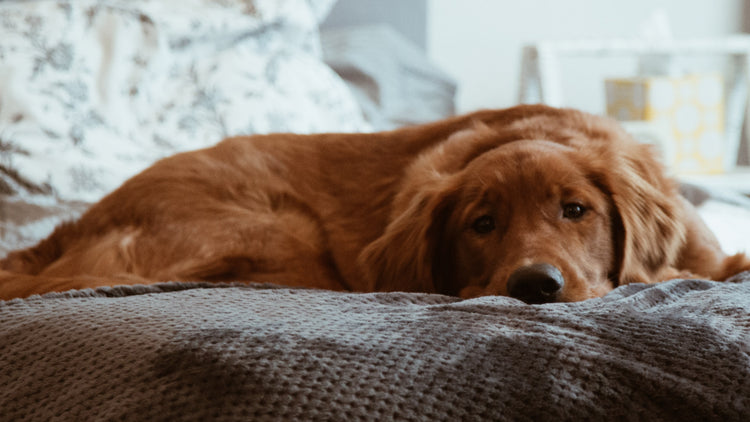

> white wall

[{"left": 427, "top": 0, "right": 745, "bottom": 113}]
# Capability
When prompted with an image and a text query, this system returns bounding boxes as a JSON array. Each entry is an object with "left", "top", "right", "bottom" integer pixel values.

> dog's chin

[
  {"left": 457, "top": 285, "right": 493, "bottom": 299},
  {"left": 457, "top": 279, "right": 615, "bottom": 303},
  {"left": 557, "top": 281, "right": 616, "bottom": 303}
]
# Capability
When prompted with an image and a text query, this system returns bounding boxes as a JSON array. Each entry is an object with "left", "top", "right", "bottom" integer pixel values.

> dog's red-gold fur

[{"left": 1, "top": 105, "right": 748, "bottom": 301}]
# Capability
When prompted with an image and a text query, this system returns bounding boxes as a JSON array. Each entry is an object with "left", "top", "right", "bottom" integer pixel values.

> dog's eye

[
  {"left": 562, "top": 203, "right": 587, "bottom": 220},
  {"left": 471, "top": 215, "right": 496, "bottom": 234}
]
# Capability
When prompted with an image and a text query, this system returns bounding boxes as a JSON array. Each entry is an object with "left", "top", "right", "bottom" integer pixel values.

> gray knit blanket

[{"left": 2, "top": 274, "right": 750, "bottom": 421}]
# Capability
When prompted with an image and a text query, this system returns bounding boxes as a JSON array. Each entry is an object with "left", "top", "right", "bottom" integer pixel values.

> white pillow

[{"left": 0, "top": 0, "right": 366, "bottom": 202}]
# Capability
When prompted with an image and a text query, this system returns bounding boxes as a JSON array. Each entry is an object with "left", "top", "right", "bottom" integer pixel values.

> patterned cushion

[
  {"left": 0, "top": 0, "right": 365, "bottom": 202},
  {"left": 0, "top": 0, "right": 368, "bottom": 254}
]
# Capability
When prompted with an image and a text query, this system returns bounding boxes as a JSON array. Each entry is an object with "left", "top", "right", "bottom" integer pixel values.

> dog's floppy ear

[
  {"left": 358, "top": 123, "right": 501, "bottom": 293},
  {"left": 358, "top": 181, "right": 458, "bottom": 293},
  {"left": 586, "top": 134, "right": 687, "bottom": 286}
]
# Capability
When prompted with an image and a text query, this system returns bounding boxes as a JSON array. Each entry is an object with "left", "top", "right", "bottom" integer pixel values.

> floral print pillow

[
  {"left": 0, "top": 0, "right": 365, "bottom": 202},
  {"left": 0, "top": 0, "right": 367, "bottom": 254}
]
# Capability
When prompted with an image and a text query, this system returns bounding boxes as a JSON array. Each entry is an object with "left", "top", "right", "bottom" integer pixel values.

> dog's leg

[{"left": 676, "top": 197, "right": 750, "bottom": 281}]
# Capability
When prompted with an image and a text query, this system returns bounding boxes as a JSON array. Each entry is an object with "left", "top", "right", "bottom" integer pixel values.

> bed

[{"left": 1, "top": 1, "right": 750, "bottom": 420}]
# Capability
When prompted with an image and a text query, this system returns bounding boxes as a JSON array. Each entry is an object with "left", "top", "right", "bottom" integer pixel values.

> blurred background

[{"left": 325, "top": 0, "right": 745, "bottom": 112}]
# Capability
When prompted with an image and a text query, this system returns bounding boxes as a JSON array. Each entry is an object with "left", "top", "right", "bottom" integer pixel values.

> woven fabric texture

[{"left": 1, "top": 274, "right": 749, "bottom": 421}]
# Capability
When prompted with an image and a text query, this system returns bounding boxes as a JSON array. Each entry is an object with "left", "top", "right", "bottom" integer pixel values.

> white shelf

[{"left": 679, "top": 166, "right": 750, "bottom": 195}]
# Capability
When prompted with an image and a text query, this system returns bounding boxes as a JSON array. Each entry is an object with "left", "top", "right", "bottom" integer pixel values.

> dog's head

[{"left": 359, "top": 106, "right": 687, "bottom": 303}]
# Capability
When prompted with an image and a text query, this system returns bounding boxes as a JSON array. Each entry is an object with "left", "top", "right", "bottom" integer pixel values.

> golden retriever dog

[{"left": 1, "top": 105, "right": 748, "bottom": 302}]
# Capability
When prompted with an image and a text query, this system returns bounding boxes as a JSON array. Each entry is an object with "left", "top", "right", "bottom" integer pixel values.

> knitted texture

[{"left": 1, "top": 275, "right": 749, "bottom": 421}]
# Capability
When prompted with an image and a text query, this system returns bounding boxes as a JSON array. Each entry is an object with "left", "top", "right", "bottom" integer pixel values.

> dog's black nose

[{"left": 507, "top": 263, "right": 564, "bottom": 304}]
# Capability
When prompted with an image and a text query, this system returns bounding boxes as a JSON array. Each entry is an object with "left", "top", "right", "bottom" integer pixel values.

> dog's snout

[{"left": 507, "top": 263, "right": 564, "bottom": 304}]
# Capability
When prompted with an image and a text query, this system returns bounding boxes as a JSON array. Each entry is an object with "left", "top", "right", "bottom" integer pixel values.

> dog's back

[
  {"left": 1, "top": 107, "right": 547, "bottom": 291},
  {"left": 7, "top": 104, "right": 741, "bottom": 302}
]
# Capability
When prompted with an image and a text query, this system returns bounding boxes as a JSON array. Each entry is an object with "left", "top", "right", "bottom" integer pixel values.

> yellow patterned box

[{"left": 605, "top": 73, "right": 725, "bottom": 174}]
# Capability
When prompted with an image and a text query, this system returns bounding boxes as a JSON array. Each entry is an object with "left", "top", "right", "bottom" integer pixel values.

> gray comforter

[{"left": 2, "top": 274, "right": 749, "bottom": 421}]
